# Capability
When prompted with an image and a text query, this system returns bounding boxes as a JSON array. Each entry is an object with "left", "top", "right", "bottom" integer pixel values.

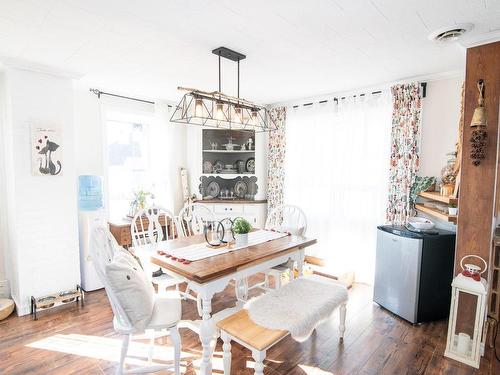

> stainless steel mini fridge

[{"left": 373, "top": 225, "right": 456, "bottom": 324}]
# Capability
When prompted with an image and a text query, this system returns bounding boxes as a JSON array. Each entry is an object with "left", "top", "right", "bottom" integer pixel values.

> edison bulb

[
  {"left": 215, "top": 102, "right": 224, "bottom": 121},
  {"left": 251, "top": 109, "right": 258, "bottom": 126},
  {"left": 194, "top": 98, "right": 203, "bottom": 117},
  {"left": 233, "top": 106, "right": 243, "bottom": 124}
]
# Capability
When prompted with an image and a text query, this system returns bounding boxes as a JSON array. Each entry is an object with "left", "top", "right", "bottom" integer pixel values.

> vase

[
  {"left": 441, "top": 152, "right": 457, "bottom": 185},
  {"left": 235, "top": 233, "right": 248, "bottom": 247},
  {"left": 449, "top": 207, "right": 458, "bottom": 215},
  {"left": 440, "top": 184, "right": 454, "bottom": 196}
]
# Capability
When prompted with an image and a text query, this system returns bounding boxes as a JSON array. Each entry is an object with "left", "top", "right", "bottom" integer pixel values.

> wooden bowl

[
  {"left": 37, "top": 296, "right": 56, "bottom": 309},
  {"left": 59, "top": 290, "right": 77, "bottom": 303},
  {"left": 0, "top": 299, "right": 15, "bottom": 321}
]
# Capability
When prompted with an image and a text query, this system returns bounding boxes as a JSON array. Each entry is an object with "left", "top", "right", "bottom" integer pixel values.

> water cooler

[{"left": 78, "top": 175, "right": 106, "bottom": 291}]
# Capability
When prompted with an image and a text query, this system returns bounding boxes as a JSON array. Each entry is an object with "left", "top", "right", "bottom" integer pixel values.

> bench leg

[
  {"left": 339, "top": 302, "right": 346, "bottom": 340},
  {"left": 221, "top": 331, "right": 231, "bottom": 375},
  {"left": 251, "top": 349, "right": 266, "bottom": 375},
  {"left": 275, "top": 273, "right": 282, "bottom": 289}
]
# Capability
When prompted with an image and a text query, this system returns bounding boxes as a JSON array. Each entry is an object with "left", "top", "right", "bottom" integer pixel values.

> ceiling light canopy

[{"left": 170, "top": 47, "right": 277, "bottom": 132}]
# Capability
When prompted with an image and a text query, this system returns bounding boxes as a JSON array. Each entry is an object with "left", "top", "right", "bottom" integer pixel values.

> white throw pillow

[{"left": 105, "top": 250, "right": 155, "bottom": 331}]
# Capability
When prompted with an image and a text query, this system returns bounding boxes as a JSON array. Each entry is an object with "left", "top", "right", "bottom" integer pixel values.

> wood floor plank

[{"left": 0, "top": 277, "right": 498, "bottom": 374}]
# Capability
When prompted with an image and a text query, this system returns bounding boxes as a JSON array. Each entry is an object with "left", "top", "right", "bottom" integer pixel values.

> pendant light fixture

[{"left": 170, "top": 47, "right": 278, "bottom": 132}]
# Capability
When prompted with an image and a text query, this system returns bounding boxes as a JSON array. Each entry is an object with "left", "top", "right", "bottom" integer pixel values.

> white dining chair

[
  {"left": 131, "top": 206, "right": 202, "bottom": 317},
  {"left": 90, "top": 225, "right": 182, "bottom": 375},
  {"left": 177, "top": 203, "right": 216, "bottom": 237},
  {"left": 177, "top": 203, "right": 216, "bottom": 313},
  {"left": 255, "top": 205, "right": 308, "bottom": 292}
]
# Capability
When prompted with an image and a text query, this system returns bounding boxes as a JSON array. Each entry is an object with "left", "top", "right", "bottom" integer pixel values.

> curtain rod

[
  {"left": 89, "top": 88, "right": 172, "bottom": 108},
  {"left": 292, "top": 82, "right": 427, "bottom": 109}
]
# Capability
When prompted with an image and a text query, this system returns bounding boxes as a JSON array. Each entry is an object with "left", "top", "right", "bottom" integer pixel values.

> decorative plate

[
  {"left": 234, "top": 180, "right": 248, "bottom": 198},
  {"left": 203, "top": 160, "right": 213, "bottom": 174},
  {"left": 246, "top": 157, "right": 255, "bottom": 173},
  {"left": 206, "top": 181, "right": 220, "bottom": 198},
  {"left": 213, "top": 160, "right": 224, "bottom": 174}
]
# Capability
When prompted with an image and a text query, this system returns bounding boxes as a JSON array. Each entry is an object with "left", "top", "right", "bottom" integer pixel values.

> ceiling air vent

[{"left": 428, "top": 24, "right": 473, "bottom": 42}]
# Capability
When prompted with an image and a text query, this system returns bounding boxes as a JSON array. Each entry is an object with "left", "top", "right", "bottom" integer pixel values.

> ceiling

[{"left": 0, "top": 0, "right": 499, "bottom": 104}]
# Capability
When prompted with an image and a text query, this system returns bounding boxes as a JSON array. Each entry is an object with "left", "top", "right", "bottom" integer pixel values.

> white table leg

[
  {"left": 339, "top": 303, "right": 346, "bottom": 340},
  {"left": 199, "top": 295, "right": 216, "bottom": 375},
  {"left": 221, "top": 331, "right": 232, "bottom": 375},
  {"left": 297, "top": 248, "right": 305, "bottom": 277}
]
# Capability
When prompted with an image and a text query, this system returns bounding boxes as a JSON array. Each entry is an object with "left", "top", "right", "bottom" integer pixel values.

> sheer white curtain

[
  {"left": 151, "top": 103, "right": 187, "bottom": 214},
  {"left": 284, "top": 93, "right": 392, "bottom": 283}
]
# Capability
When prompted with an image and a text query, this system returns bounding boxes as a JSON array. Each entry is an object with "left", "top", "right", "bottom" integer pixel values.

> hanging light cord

[{"left": 218, "top": 52, "right": 221, "bottom": 94}]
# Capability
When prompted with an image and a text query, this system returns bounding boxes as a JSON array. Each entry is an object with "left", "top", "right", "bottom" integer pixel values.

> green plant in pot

[
  {"left": 409, "top": 176, "right": 437, "bottom": 209},
  {"left": 232, "top": 218, "right": 252, "bottom": 246},
  {"left": 448, "top": 203, "right": 458, "bottom": 216}
]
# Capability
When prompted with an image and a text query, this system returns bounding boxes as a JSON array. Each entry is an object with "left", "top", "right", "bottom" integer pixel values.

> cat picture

[{"left": 31, "top": 126, "right": 63, "bottom": 176}]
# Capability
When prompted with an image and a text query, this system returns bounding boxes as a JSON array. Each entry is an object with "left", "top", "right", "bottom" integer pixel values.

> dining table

[{"left": 136, "top": 230, "right": 317, "bottom": 375}]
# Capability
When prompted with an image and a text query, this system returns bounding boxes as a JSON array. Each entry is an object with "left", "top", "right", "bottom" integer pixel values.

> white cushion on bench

[{"left": 245, "top": 277, "right": 348, "bottom": 342}]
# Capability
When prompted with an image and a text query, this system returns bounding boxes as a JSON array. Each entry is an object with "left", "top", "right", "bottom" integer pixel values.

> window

[
  {"left": 285, "top": 94, "right": 392, "bottom": 284},
  {"left": 106, "top": 111, "right": 153, "bottom": 219}
]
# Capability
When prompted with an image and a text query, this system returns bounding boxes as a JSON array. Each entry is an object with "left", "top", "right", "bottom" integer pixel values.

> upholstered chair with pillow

[
  {"left": 131, "top": 205, "right": 202, "bottom": 317},
  {"left": 90, "top": 225, "right": 182, "bottom": 375}
]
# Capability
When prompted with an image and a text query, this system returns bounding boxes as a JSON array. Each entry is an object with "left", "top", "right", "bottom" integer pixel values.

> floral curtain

[
  {"left": 267, "top": 106, "right": 286, "bottom": 213},
  {"left": 386, "top": 83, "right": 423, "bottom": 225}
]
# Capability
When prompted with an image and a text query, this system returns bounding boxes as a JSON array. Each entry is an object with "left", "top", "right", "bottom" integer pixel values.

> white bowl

[{"left": 408, "top": 217, "right": 435, "bottom": 230}]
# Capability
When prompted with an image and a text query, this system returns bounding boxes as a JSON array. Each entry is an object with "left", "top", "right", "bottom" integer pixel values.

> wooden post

[{"left": 456, "top": 41, "right": 500, "bottom": 276}]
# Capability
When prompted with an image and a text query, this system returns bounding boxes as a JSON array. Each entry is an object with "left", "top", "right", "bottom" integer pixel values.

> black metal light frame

[{"left": 170, "top": 47, "right": 278, "bottom": 132}]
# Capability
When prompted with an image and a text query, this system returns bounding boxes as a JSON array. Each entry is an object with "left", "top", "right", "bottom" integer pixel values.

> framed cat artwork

[{"left": 31, "top": 125, "right": 63, "bottom": 176}]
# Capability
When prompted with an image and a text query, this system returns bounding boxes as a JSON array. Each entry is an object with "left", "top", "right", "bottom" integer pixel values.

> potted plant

[
  {"left": 410, "top": 176, "right": 437, "bottom": 210},
  {"left": 448, "top": 203, "right": 458, "bottom": 216},
  {"left": 232, "top": 218, "right": 252, "bottom": 247}
]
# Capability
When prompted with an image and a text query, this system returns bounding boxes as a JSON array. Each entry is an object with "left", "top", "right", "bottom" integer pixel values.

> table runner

[{"left": 155, "top": 230, "right": 288, "bottom": 262}]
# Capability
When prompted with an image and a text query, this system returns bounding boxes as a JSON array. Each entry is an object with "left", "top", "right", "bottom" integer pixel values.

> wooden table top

[{"left": 148, "top": 233, "right": 317, "bottom": 283}]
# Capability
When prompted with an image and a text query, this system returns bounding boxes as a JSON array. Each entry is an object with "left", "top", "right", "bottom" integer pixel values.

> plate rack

[
  {"left": 202, "top": 129, "right": 256, "bottom": 175},
  {"left": 30, "top": 284, "right": 84, "bottom": 320}
]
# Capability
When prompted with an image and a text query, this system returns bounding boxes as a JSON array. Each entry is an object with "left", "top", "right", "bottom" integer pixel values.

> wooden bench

[{"left": 217, "top": 304, "right": 346, "bottom": 374}]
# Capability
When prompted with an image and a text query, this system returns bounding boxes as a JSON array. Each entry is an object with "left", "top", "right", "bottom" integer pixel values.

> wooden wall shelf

[
  {"left": 418, "top": 191, "right": 458, "bottom": 205},
  {"left": 415, "top": 204, "right": 457, "bottom": 223}
]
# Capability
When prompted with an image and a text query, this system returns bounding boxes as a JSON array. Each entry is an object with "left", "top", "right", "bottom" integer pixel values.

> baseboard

[{"left": 14, "top": 300, "right": 31, "bottom": 317}]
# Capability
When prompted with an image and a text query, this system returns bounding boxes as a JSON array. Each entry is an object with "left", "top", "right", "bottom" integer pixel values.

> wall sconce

[{"left": 469, "top": 80, "right": 487, "bottom": 166}]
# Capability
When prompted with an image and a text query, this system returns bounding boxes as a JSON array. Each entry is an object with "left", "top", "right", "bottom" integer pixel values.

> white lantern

[{"left": 444, "top": 255, "right": 488, "bottom": 369}]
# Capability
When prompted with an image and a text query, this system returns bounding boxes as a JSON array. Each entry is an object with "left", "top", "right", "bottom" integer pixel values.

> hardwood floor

[{"left": 1, "top": 278, "right": 499, "bottom": 375}]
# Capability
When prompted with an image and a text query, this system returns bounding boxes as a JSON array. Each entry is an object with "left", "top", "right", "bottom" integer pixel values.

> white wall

[
  {"left": 0, "top": 67, "right": 80, "bottom": 314},
  {"left": 418, "top": 76, "right": 463, "bottom": 230},
  {"left": 74, "top": 89, "right": 105, "bottom": 177},
  {"left": 420, "top": 77, "right": 463, "bottom": 177},
  {"left": 0, "top": 73, "right": 10, "bottom": 285}
]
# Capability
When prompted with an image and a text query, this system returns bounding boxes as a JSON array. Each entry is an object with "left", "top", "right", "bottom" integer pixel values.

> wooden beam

[{"left": 455, "top": 41, "right": 500, "bottom": 277}]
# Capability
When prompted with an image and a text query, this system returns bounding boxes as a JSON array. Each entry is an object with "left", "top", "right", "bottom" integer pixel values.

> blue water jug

[{"left": 78, "top": 175, "right": 103, "bottom": 211}]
